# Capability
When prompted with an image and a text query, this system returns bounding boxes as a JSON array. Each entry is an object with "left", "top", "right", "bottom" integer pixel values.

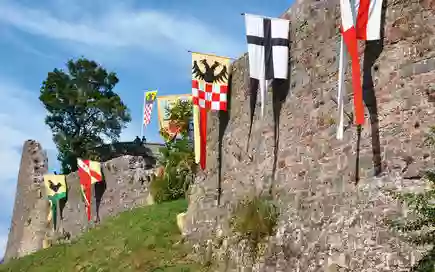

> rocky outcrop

[
  {"left": 184, "top": 0, "right": 435, "bottom": 271},
  {"left": 4, "top": 140, "right": 48, "bottom": 261}
]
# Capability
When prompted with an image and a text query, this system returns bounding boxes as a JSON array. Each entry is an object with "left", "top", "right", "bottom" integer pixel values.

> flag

[
  {"left": 77, "top": 158, "right": 102, "bottom": 221},
  {"left": 156, "top": 94, "right": 192, "bottom": 140},
  {"left": 43, "top": 174, "right": 67, "bottom": 230},
  {"left": 336, "top": 0, "right": 383, "bottom": 139},
  {"left": 143, "top": 90, "right": 157, "bottom": 127},
  {"left": 355, "top": 0, "right": 383, "bottom": 41},
  {"left": 244, "top": 13, "right": 290, "bottom": 119},
  {"left": 193, "top": 105, "right": 201, "bottom": 164},
  {"left": 191, "top": 52, "right": 231, "bottom": 170}
]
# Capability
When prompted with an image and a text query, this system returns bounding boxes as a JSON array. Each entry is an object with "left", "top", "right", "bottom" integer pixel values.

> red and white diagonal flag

[
  {"left": 336, "top": 0, "right": 383, "bottom": 140},
  {"left": 143, "top": 91, "right": 157, "bottom": 127},
  {"left": 355, "top": 0, "right": 383, "bottom": 41},
  {"left": 340, "top": 0, "right": 364, "bottom": 124},
  {"left": 77, "top": 158, "right": 102, "bottom": 221}
]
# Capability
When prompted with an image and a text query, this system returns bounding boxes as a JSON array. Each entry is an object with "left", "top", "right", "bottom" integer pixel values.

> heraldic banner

[
  {"left": 156, "top": 94, "right": 194, "bottom": 140},
  {"left": 143, "top": 90, "right": 158, "bottom": 130},
  {"left": 191, "top": 52, "right": 231, "bottom": 169},
  {"left": 43, "top": 174, "right": 67, "bottom": 230},
  {"left": 77, "top": 158, "right": 102, "bottom": 221}
]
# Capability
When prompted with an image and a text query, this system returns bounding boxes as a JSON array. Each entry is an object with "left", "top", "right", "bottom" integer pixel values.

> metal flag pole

[
  {"left": 187, "top": 50, "right": 236, "bottom": 60},
  {"left": 140, "top": 91, "right": 145, "bottom": 139}
]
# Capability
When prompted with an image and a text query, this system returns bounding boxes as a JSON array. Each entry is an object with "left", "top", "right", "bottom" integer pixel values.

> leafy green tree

[
  {"left": 160, "top": 100, "right": 193, "bottom": 142},
  {"left": 150, "top": 100, "right": 196, "bottom": 203},
  {"left": 39, "top": 58, "right": 131, "bottom": 174},
  {"left": 387, "top": 126, "right": 435, "bottom": 271}
]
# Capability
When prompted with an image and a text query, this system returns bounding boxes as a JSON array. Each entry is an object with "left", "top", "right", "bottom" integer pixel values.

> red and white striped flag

[
  {"left": 143, "top": 91, "right": 157, "bottom": 127},
  {"left": 336, "top": 0, "right": 383, "bottom": 140}
]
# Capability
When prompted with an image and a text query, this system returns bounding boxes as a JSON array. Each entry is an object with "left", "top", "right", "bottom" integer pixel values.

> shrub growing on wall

[
  {"left": 387, "top": 126, "right": 435, "bottom": 272},
  {"left": 230, "top": 196, "right": 279, "bottom": 260},
  {"left": 150, "top": 100, "right": 196, "bottom": 203}
]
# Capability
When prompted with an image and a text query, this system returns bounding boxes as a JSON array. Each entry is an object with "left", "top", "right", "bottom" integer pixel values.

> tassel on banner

[
  {"left": 80, "top": 184, "right": 92, "bottom": 221},
  {"left": 50, "top": 200, "right": 57, "bottom": 230},
  {"left": 193, "top": 105, "right": 201, "bottom": 164},
  {"left": 199, "top": 107, "right": 208, "bottom": 170}
]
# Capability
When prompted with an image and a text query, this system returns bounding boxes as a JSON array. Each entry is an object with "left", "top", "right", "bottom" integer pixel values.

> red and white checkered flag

[
  {"left": 192, "top": 80, "right": 227, "bottom": 111},
  {"left": 143, "top": 91, "right": 157, "bottom": 126},
  {"left": 191, "top": 52, "right": 231, "bottom": 170}
]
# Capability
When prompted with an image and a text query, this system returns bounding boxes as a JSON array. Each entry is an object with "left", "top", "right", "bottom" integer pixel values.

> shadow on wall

[
  {"left": 217, "top": 22, "right": 292, "bottom": 203},
  {"left": 218, "top": 70, "right": 233, "bottom": 206},
  {"left": 355, "top": 0, "right": 388, "bottom": 183},
  {"left": 94, "top": 172, "right": 107, "bottom": 223},
  {"left": 244, "top": 22, "right": 292, "bottom": 197},
  {"left": 270, "top": 78, "right": 291, "bottom": 195},
  {"left": 58, "top": 161, "right": 108, "bottom": 223}
]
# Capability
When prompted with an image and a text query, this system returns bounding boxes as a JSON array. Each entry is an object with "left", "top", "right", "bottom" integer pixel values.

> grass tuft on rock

[
  {"left": 0, "top": 200, "right": 207, "bottom": 272},
  {"left": 230, "top": 196, "right": 279, "bottom": 252}
]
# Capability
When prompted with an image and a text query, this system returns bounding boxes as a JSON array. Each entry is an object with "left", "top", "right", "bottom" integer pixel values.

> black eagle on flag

[{"left": 192, "top": 59, "right": 228, "bottom": 84}]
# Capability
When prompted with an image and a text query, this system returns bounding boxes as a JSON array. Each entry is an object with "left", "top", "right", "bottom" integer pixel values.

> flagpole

[
  {"left": 187, "top": 50, "right": 236, "bottom": 60},
  {"left": 141, "top": 91, "right": 145, "bottom": 139},
  {"left": 240, "top": 12, "right": 289, "bottom": 21}
]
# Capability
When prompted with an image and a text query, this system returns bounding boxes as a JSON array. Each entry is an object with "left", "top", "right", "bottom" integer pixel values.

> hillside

[{"left": 0, "top": 200, "right": 207, "bottom": 272}]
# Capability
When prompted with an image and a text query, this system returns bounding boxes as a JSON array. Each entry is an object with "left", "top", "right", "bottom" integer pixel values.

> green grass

[{"left": 0, "top": 200, "right": 206, "bottom": 272}]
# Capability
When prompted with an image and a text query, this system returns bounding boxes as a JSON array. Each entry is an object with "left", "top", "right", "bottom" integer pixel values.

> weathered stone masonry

[
  {"left": 184, "top": 0, "right": 435, "bottom": 271},
  {"left": 4, "top": 140, "right": 49, "bottom": 261}
]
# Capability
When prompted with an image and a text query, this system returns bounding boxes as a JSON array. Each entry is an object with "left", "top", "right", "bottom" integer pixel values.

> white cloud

[
  {"left": 0, "top": 79, "right": 56, "bottom": 181},
  {"left": 0, "top": 1, "right": 244, "bottom": 60}
]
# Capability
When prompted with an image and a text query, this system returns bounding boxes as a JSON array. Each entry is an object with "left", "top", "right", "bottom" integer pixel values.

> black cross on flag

[{"left": 244, "top": 13, "right": 290, "bottom": 117}]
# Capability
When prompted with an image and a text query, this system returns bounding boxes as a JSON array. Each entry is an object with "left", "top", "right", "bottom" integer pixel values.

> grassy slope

[{"left": 0, "top": 200, "right": 206, "bottom": 272}]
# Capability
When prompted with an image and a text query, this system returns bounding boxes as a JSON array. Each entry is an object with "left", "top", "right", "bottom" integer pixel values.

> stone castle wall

[
  {"left": 184, "top": 0, "right": 435, "bottom": 271},
  {"left": 4, "top": 140, "right": 163, "bottom": 261}
]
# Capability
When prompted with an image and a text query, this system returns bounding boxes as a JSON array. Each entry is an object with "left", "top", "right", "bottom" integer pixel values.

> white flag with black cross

[{"left": 244, "top": 13, "right": 290, "bottom": 117}]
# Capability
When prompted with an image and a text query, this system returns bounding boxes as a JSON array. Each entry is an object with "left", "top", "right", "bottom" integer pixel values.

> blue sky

[{"left": 0, "top": 0, "right": 290, "bottom": 257}]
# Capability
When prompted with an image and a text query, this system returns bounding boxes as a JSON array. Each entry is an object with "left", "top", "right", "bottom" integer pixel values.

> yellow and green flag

[{"left": 43, "top": 174, "right": 67, "bottom": 230}]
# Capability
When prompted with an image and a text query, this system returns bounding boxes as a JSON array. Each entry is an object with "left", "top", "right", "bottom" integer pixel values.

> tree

[
  {"left": 39, "top": 58, "right": 131, "bottom": 174},
  {"left": 150, "top": 100, "right": 196, "bottom": 203},
  {"left": 387, "top": 126, "right": 435, "bottom": 271},
  {"left": 160, "top": 100, "right": 193, "bottom": 142}
]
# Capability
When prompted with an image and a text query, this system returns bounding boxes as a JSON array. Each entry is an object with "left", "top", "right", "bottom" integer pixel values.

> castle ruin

[{"left": 4, "top": 140, "right": 163, "bottom": 261}]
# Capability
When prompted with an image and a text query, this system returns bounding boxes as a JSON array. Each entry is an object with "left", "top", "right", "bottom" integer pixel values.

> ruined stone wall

[
  {"left": 59, "top": 155, "right": 157, "bottom": 238},
  {"left": 184, "top": 0, "right": 435, "bottom": 271},
  {"left": 4, "top": 140, "right": 49, "bottom": 261},
  {"left": 90, "top": 141, "right": 163, "bottom": 162},
  {"left": 5, "top": 142, "right": 160, "bottom": 260}
]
